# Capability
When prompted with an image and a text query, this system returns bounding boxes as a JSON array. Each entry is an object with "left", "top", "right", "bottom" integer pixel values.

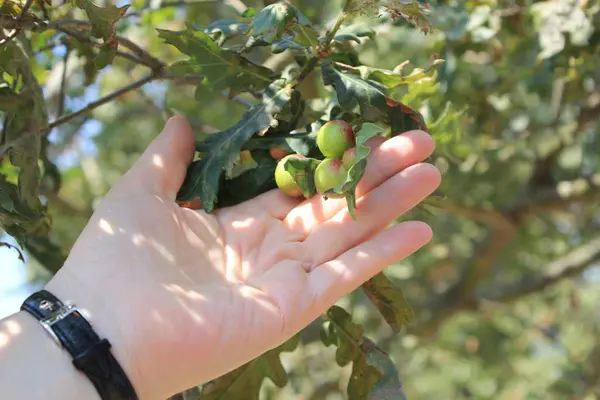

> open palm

[{"left": 46, "top": 117, "right": 440, "bottom": 399}]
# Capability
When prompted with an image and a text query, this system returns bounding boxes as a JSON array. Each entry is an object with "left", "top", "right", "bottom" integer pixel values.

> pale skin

[{"left": 0, "top": 116, "right": 441, "bottom": 399}]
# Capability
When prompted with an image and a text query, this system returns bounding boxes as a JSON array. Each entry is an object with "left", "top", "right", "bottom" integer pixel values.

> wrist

[
  {"left": 0, "top": 311, "right": 100, "bottom": 399},
  {"left": 44, "top": 272, "right": 149, "bottom": 399}
]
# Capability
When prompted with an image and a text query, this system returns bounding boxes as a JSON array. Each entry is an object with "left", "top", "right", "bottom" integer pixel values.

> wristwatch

[{"left": 21, "top": 290, "right": 138, "bottom": 400}]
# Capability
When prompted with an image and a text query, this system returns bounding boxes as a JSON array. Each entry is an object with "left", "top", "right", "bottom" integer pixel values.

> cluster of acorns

[{"left": 274, "top": 120, "right": 358, "bottom": 199}]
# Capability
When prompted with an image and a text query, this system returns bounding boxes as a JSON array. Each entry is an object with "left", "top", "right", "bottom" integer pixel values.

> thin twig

[
  {"left": 294, "top": 7, "right": 350, "bottom": 85},
  {"left": 115, "top": 35, "right": 164, "bottom": 69},
  {"left": 17, "top": 0, "right": 34, "bottom": 21},
  {"left": 47, "top": 20, "right": 165, "bottom": 69},
  {"left": 11, "top": 18, "right": 164, "bottom": 69},
  {"left": 45, "top": 19, "right": 92, "bottom": 31},
  {"left": 0, "top": 72, "right": 203, "bottom": 156},
  {"left": 125, "top": 0, "right": 219, "bottom": 18},
  {"left": 57, "top": 48, "right": 70, "bottom": 117},
  {"left": 115, "top": 50, "right": 151, "bottom": 66},
  {"left": 49, "top": 74, "right": 156, "bottom": 129},
  {"left": 39, "top": 1, "right": 50, "bottom": 21}
]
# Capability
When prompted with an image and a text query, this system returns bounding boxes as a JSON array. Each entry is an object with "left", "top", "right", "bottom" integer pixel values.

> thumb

[{"left": 121, "top": 116, "right": 195, "bottom": 200}]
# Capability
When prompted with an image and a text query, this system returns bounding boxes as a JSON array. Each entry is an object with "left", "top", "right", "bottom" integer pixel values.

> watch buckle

[{"left": 39, "top": 302, "right": 80, "bottom": 346}]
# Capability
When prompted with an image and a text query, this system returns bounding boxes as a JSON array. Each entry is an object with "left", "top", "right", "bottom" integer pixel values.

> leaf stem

[{"left": 333, "top": 61, "right": 360, "bottom": 72}]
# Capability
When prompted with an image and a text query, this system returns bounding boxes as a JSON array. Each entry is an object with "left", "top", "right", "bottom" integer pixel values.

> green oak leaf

[
  {"left": 216, "top": 151, "right": 277, "bottom": 209},
  {"left": 158, "top": 27, "right": 274, "bottom": 94},
  {"left": 283, "top": 157, "right": 321, "bottom": 198},
  {"left": 322, "top": 62, "right": 428, "bottom": 135},
  {"left": 384, "top": 0, "right": 433, "bottom": 35},
  {"left": 324, "top": 306, "right": 364, "bottom": 367},
  {"left": 351, "top": 59, "right": 444, "bottom": 88},
  {"left": 248, "top": 1, "right": 312, "bottom": 43},
  {"left": 386, "top": 95, "right": 429, "bottom": 134},
  {"left": 1, "top": 42, "right": 47, "bottom": 211},
  {"left": 22, "top": 235, "right": 67, "bottom": 274},
  {"left": 338, "top": 122, "right": 386, "bottom": 217},
  {"left": 271, "top": 34, "right": 307, "bottom": 54},
  {"left": 292, "top": 24, "right": 319, "bottom": 47},
  {"left": 0, "top": 182, "right": 16, "bottom": 213},
  {"left": 323, "top": 306, "right": 407, "bottom": 400},
  {"left": 0, "top": 178, "right": 42, "bottom": 222},
  {"left": 362, "top": 272, "right": 414, "bottom": 333},
  {"left": 66, "top": 37, "right": 98, "bottom": 85},
  {"left": 322, "top": 61, "right": 388, "bottom": 121},
  {"left": 176, "top": 80, "right": 293, "bottom": 212},
  {"left": 200, "top": 335, "right": 299, "bottom": 400},
  {"left": 226, "top": 150, "right": 258, "bottom": 180},
  {"left": 195, "top": 18, "right": 250, "bottom": 46},
  {"left": 73, "top": 0, "right": 129, "bottom": 41},
  {"left": 94, "top": 41, "right": 118, "bottom": 70},
  {"left": 348, "top": 337, "right": 408, "bottom": 400},
  {"left": 334, "top": 23, "right": 376, "bottom": 43}
]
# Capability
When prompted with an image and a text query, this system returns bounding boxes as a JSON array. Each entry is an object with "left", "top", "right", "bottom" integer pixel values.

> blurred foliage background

[{"left": 1, "top": 0, "right": 600, "bottom": 399}]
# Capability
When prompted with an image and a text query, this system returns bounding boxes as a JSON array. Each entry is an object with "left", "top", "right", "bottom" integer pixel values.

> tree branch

[
  {"left": 514, "top": 173, "right": 600, "bottom": 216},
  {"left": 481, "top": 236, "right": 600, "bottom": 304}
]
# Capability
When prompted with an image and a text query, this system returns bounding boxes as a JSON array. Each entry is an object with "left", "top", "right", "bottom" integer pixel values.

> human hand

[{"left": 45, "top": 116, "right": 441, "bottom": 399}]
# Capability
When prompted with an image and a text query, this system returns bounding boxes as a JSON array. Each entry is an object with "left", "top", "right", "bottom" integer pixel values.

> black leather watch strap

[{"left": 21, "top": 290, "right": 138, "bottom": 400}]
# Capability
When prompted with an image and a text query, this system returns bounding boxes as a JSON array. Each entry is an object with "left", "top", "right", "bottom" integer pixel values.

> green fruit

[
  {"left": 342, "top": 147, "right": 358, "bottom": 168},
  {"left": 316, "top": 120, "right": 355, "bottom": 158},
  {"left": 275, "top": 154, "right": 305, "bottom": 197},
  {"left": 314, "top": 158, "right": 348, "bottom": 198}
]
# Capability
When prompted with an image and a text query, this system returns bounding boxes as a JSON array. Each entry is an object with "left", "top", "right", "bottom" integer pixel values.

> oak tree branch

[{"left": 483, "top": 236, "right": 600, "bottom": 304}]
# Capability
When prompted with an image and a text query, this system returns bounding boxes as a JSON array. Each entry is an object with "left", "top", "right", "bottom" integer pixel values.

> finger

[
  {"left": 120, "top": 116, "right": 195, "bottom": 200},
  {"left": 308, "top": 221, "right": 432, "bottom": 310},
  {"left": 284, "top": 130, "right": 434, "bottom": 235},
  {"left": 302, "top": 163, "right": 440, "bottom": 269}
]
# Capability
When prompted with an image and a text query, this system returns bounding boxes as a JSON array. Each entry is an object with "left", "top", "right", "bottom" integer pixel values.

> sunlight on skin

[
  {"left": 150, "top": 309, "right": 164, "bottom": 323},
  {"left": 131, "top": 233, "right": 145, "bottom": 246},
  {"left": 152, "top": 154, "right": 164, "bottom": 168},
  {"left": 0, "top": 318, "right": 22, "bottom": 349},
  {"left": 131, "top": 233, "right": 176, "bottom": 263},
  {"left": 5, "top": 320, "right": 21, "bottom": 335},
  {"left": 98, "top": 218, "right": 115, "bottom": 235},
  {"left": 163, "top": 285, "right": 210, "bottom": 325},
  {"left": 0, "top": 332, "right": 9, "bottom": 348},
  {"left": 164, "top": 284, "right": 208, "bottom": 302},
  {"left": 231, "top": 216, "right": 256, "bottom": 230}
]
